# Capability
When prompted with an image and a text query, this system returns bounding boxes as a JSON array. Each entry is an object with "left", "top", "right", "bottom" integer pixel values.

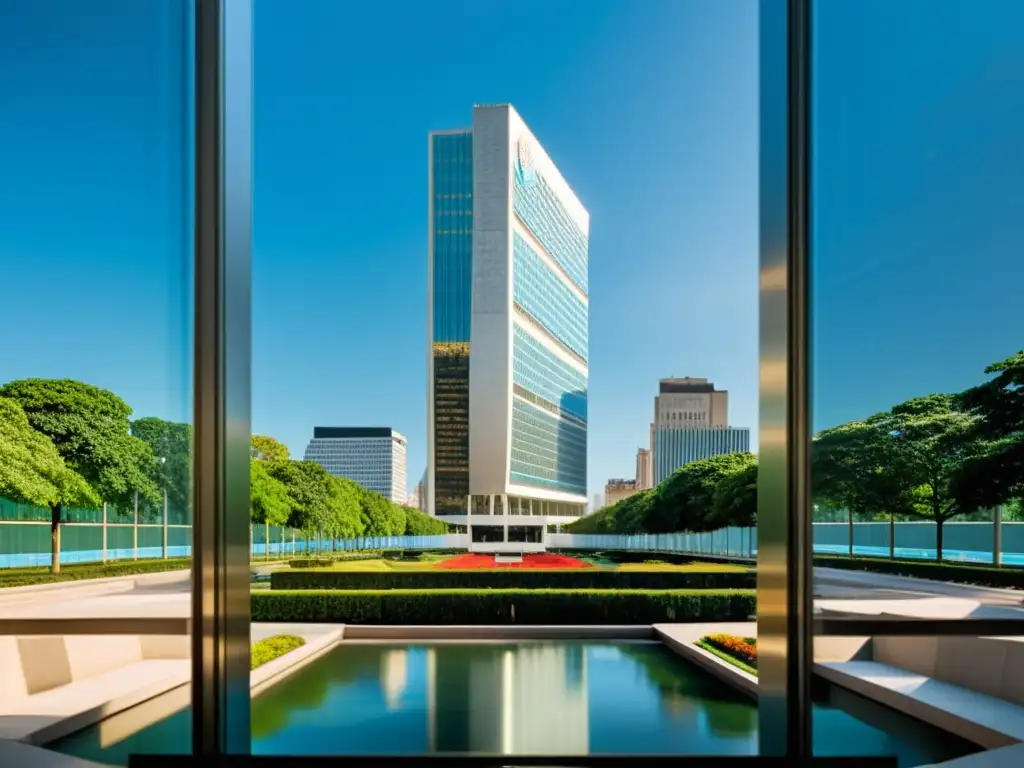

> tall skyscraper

[
  {"left": 635, "top": 447, "right": 653, "bottom": 490},
  {"left": 650, "top": 378, "right": 749, "bottom": 485},
  {"left": 428, "top": 104, "right": 589, "bottom": 547},
  {"left": 303, "top": 427, "right": 407, "bottom": 501}
]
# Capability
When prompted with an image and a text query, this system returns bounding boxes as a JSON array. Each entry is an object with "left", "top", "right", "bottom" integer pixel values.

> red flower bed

[
  {"left": 434, "top": 553, "right": 592, "bottom": 570},
  {"left": 703, "top": 633, "right": 758, "bottom": 668}
]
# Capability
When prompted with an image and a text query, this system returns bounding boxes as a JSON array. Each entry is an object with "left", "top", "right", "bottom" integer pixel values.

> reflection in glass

[
  {"left": 810, "top": 1, "right": 1024, "bottom": 761},
  {"left": 0, "top": 0, "right": 194, "bottom": 763},
  {"left": 811, "top": 0, "right": 1024, "bottom": 573}
]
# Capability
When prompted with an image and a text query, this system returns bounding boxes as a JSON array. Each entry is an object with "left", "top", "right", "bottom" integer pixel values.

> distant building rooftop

[
  {"left": 312, "top": 427, "right": 404, "bottom": 441},
  {"left": 659, "top": 377, "right": 719, "bottom": 394}
]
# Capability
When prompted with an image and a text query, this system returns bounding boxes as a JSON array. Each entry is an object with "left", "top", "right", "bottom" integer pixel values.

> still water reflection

[{"left": 50, "top": 641, "right": 975, "bottom": 765}]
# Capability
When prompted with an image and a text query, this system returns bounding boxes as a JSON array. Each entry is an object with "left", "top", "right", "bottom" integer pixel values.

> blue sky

[{"left": 1, "top": 1, "right": 1020, "bottom": 503}]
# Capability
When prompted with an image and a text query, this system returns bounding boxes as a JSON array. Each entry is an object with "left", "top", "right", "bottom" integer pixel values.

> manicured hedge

[
  {"left": 287, "top": 552, "right": 385, "bottom": 568},
  {"left": 0, "top": 557, "right": 193, "bottom": 588},
  {"left": 251, "top": 588, "right": 756, "bottom": 625},
  {"left": 271, "top": 569, "right": 755, "bottom": 591},
  {"left": 814, "top": 555, "right": 1024, "bottom": 589}
]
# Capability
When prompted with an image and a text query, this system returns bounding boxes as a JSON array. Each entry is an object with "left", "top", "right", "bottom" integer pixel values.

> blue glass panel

[
  {"left": 431, "top": 132, "right": 473, "bottom": 342},
  {"left": 512, "top": 233, "right": 588, "bottom": 361},
  {"left": 510, "top": 398, "right": 587, "bottom": 495},
  {"left": 512, "top": 325, "right": 587, "bottom": 422},
  {"left": 513, "top": 170, "right": 588, "bottom": 294}
]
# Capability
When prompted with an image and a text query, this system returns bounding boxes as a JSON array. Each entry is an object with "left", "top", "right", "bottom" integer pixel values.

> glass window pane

[
  {"left": 249, "top": 0, "right": 764, "bottom": 760},
  {"left": 0, "top": 1, "right": 194, "bottom": 764},
  {"left": 811, "top": 1, "right": 1024, "bottom": 764}
]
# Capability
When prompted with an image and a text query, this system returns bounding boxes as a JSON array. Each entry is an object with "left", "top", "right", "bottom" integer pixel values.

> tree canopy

[
  {"left": 952, "top": 351, "right": 1024, "bottom": 512},
  {"left": 250, "top": 459, "right": 293, "bottom": 527},
  {"left": 568, "top": 453, "right": 758, "bottom": 536},
  {"left": 403, "top": 505, "right": 449, "bottom": 535},
  {"left": 0, "top": 379, "right": 159, "bottom": 512},
  {"left": 251, "top": 435, "right": 290, "bottom": 462},
  {"left": 131, "top": 416, "right": 191, "bottom": 514},
  {"left": 0, "top": 396, "right": 99, "bottom": 510}
]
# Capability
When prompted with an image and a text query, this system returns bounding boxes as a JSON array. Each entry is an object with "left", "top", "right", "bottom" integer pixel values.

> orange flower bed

[
  {"left": 434, "top": 553, "right": 592, "bottom": 570},
  {"left": 703, "top": 633, "right": 758, "bottom": 668}
]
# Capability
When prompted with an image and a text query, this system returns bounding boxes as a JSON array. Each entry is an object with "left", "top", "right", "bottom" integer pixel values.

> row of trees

[
  {"left": 248, "top": 433, "right": 446, "bottom": 544},
  {"left": 569, "top": 451, "right": 758, "bottom": 535},
  {"left": 569, "top": 350, "right": 1023, "bottom": 560},
  {"left": 0, "top": 378, "right": 445, "bottom": 573},
  {"left": 811, "top": 351, "right": 1023, "bottom": 558}
]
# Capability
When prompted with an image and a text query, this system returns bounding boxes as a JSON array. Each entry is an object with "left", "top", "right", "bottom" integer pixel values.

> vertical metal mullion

[
  {"left": 757, "top": 0, "right": 812, "bottom": 760},
  {"left": 193, "top": 0, "right": 252, "bottom": 757}
]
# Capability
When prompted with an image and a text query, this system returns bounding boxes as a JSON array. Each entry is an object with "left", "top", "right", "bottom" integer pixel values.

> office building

[
  {"left": 303, "top": 427, "right": 407, "bottom": 501},
  {"left": 605, "top": 479, "right": 638, "bottom": 507},
  {"left": 635, "top": 447, "right": 653, "bottom": 490},
  {"left": 653, "top": 427, "right": 751, "bottom": 485},
  {"left": 650, "top": 378, "right": 749, "bottom": 484},
  {"left": 427, "top": 104, "right": 589, "bottom": 549},
  {"left": 654, "top": 377, "right": 728, "bottom": 428}
]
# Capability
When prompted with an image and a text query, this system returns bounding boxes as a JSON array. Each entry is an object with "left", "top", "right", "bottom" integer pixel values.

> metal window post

[
  {"left": 102, "top": 502, "right": 108, "bottom": 563},
  {"left": 994, "top": 506, "right": 1003, "bottom": 568},
  {"left": 133, "top": 489, "right": 139, "bottom": 560},
  {"left": 757, "top": 0, "right": 813, "bottom": 759},
  {"left": 192, "top": 0, "right": 253, "bottom": 756},
  {"left": 163, "top": 489, "right": 169, "bottom": 559}
]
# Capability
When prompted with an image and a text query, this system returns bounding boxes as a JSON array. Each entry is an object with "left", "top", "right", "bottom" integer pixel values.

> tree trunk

[
  {"left": 265, "top": 521, "right": 270, "bottom": 561},
  {"left": 50, "top": 503, "right": 62, "bottom": 575},
  {"left": 889, "top": 512, "right": 895, "bottom": 560},
  {"left": 848, "top": 509, "right": 854, "bottom": 558},
  {"left": 935, "top": 518, "right": 944, "bottom": 563}
]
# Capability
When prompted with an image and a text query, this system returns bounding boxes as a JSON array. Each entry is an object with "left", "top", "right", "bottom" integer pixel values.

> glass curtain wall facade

[
  {"left": 428, "top": 105, "right": 589, "bottom": 535},
  {"left": 653, "top": 426, "right": 752, "bottom": 484},
  {"left": 428, "top": 131, "right": 474, "bottom": 515}
]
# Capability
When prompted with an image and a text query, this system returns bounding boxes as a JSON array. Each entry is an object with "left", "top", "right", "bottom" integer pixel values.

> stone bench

[
  {"left": 816, "top": 660, "right": 1024, "bottom": 750},
  {"left": 0, "top": 634, "right": 188, "bottom": 745},
  {"left": 0, "top": 658, "right": 188, "bottom": 744}
]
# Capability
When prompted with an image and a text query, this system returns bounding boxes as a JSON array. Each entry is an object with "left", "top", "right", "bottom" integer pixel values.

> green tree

[
  {"left": 951, "top": 351, "right": 1024, "bottom": 512},
  {"left": 251, "top": 435, "right": 290, "bottom": 462},
  {"left": 403, "top": 506, "right": 448, "bottom": 535},
  {"left": 565, "top": 504, "right": 619, "bottom": 534},
  {"left": 711, "top": 456, "right": 758, "bottom": 528},
  {"left": 651, "top": 452, "right": 757, "bottom": 532},
  {"left": 0, "top": 379, "right": 159, "bottom": 573},
  {"left": 358, "top": 488, "right": 405, "bottom": 536},
  {"left": 878, "top": 395, "right": 980, "bottom": 560},
  {"left": 613, "top": 490, "right": 655, "bottom": 534},
  {"left": 131, "top": 417, "right": 191, "bottom": 519},
  {"left": 265, "top": 460, "right": 333, "bottom": 539},
  {"left": 324, "top": 476, "right": 365, "bottom": 540},
  {"left": 0, "top": 397, "right": 99, "bottom": 512},
  {"left": 250, "top": 460, "right": 292, "bottom": 527},
  {"left": 811, "top": 419, "right": 910, "bottom": 553}
]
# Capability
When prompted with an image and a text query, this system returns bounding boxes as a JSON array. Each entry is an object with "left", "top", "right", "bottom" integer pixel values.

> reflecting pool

[{"left": 49, "top": 641, "right": 977, "bottom": 765}]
